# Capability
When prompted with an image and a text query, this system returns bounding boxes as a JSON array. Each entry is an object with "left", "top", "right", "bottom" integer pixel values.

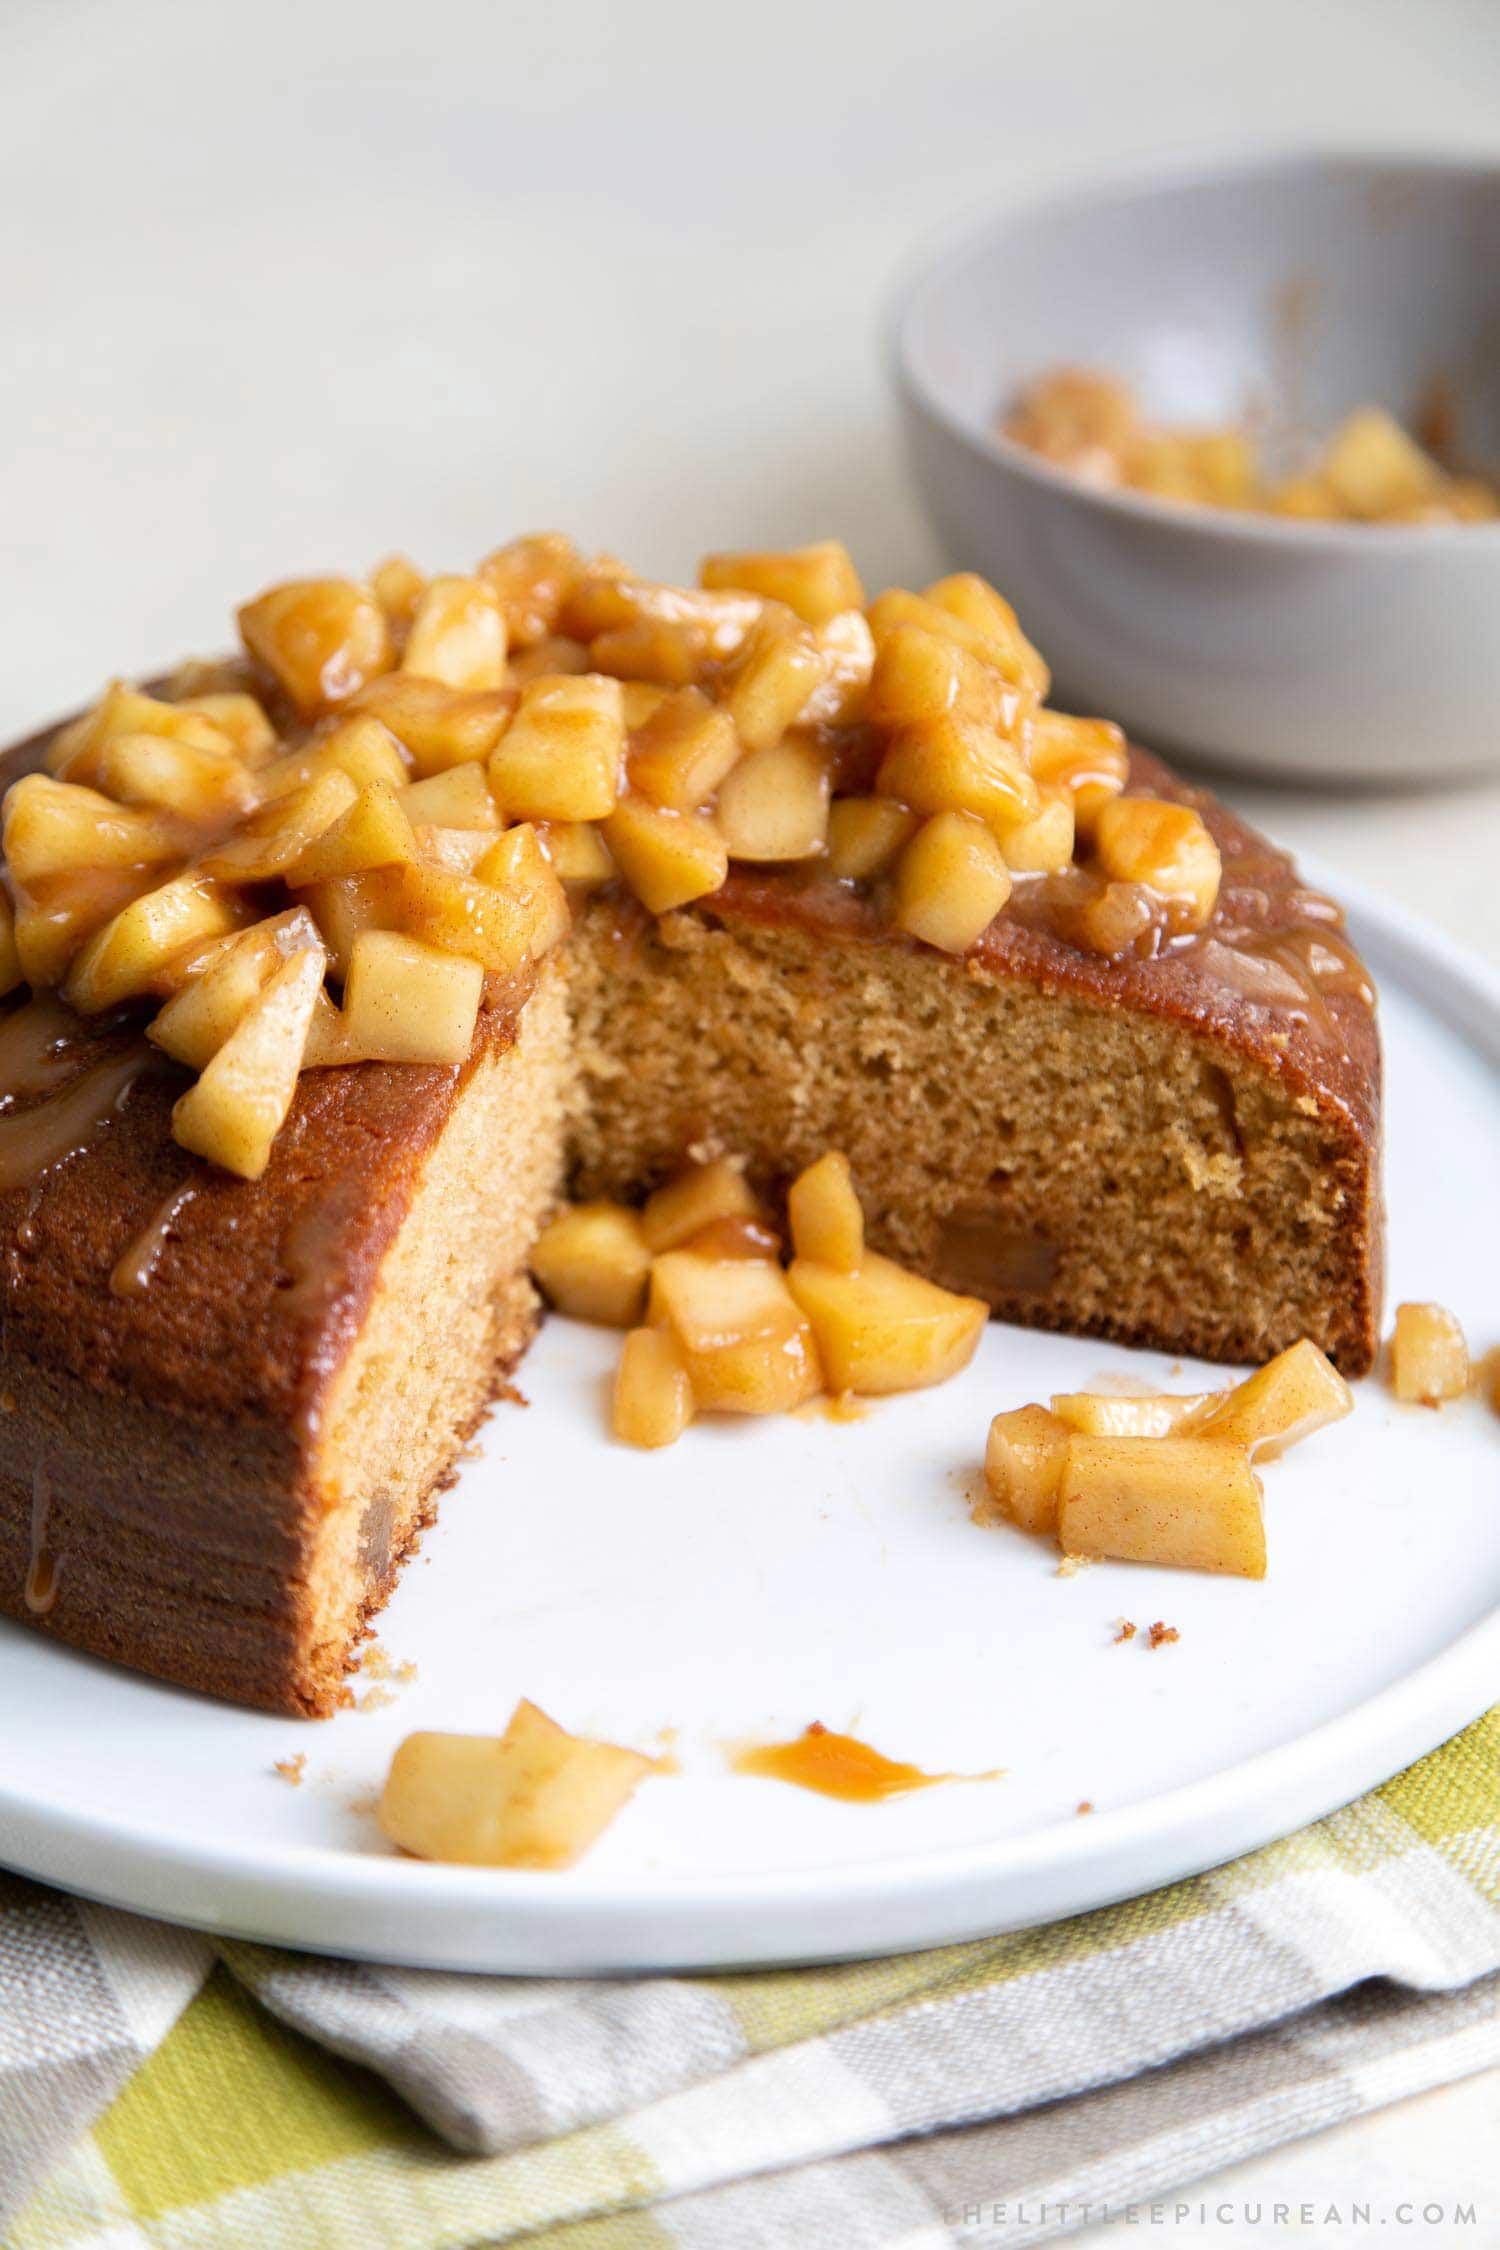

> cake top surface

[{"left": 0, "top": 536, "right": 1378, "bottom": 1424}]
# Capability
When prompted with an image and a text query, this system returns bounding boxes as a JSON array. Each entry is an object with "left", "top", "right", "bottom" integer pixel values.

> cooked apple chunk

[
  {"left": 13, "top": 868, "right": 156, "bottom": 989},
  {"left": 721, "top": 609, "right": 823, "bottom": 752},
  {"left": 2, "top": 774, "right": 187, "bottom": 885},
  {"left": 47, "top": 682, "right": 235, "bottom": 780},
  {"left": 535, "top": 819, "right": 615, "bottom": 889},
  {"left": 378, "top": 1699, "right": 657, "bottom": 1869},
  {"left": 530, "top": 1201, "right": 653, "bottom": 1327},
  {"left": 825, "top": 796, "right": 918, "bottom": 882},
  {"left": 477, "top": 532, "right": 582, "bottom": 648},
  {"left": 472, "top": 825, "right": 572, "bottom": 961},
  {"left": 411, "top": 825, "right": 496, "bottom": 876},
  {"left": 626, "top": 686, "right": 740, "bottom": 811},
  {"left": 787, "top": 1253, "right": 986, "bottom": 1395},
  {"left": 640, "top": 1159, "right": 763, "bottom": 1254},
  {"left": 613, "top": 1326, "right": 695, "bottom": 1448},
  {"left": 398, "top": 762, "right": 501, "bottom": 831},
  {"left": 1028, "top": 712, "right": 1129, "bottom": 833},
  {"left": 87, "top": 731, "right": 256, "bottom": 825},
  {"left": 876, "top": 716, "right": 1038, "bottom": 836},
  {"left": 402, "top": 575, "right": 508, "bottom": 691},
  {"left": 649, "top": 1251, "right": 823, "bottom": 1414},
  {"left": 922, "top": 573, "right": 1050, "bottom": 696},
  {"left": 255, "top": 714, "right": 410, "bottom": 803},
  {"left": 149, "top": 909, "right": 325, "bottom": 1071},
  {"left": 171, "top": 947, "right": 324, "bottom": 1178},
  {"left": 201, "top": 770, "right": 361, "bottom": 884},
  {"left": 65, "top": 872, "right": 248, "bottom": 1012},
  {"left": 1000, "top": 794, "right": 1075, "bottom": 875},
  {"left": 350, "top": 675, "right": 516, "bottom": 774},
  {"left": 1191, "top": 1339, "right": 1352, "bottom": 1458},
  {"left": 1389, "top": 1302, "right": 1469, "bottom": 1405},
  {"left": 238, "top": 577, "right": 393, "bottom": 716},
  {"left": 980, "top": 1404, "right": 1071, "bottom": 1535},
  {"left": 370, "top": 552, "right": 427, "bottom": 631},
  {"left": 602, "top": 794, "right": 728, "bottom": 913},
  {"left": 715, "top": 737, "right": 830, "bottom": 862},
  {"left": 488, "top": 674, "right": 624, "bottom": 822},
  {"left": 339, "top": 930, "right": 483, "bottom": 1066},
  {"left": 1057, "top": 1436, "right": 1266, "bottom": 1579},
  {"left": 700, "top": 540, "right": 864, "bottom": 625},
  {"left": 285, "top": 783, "right": 417, "bottom": 886},
  {"left": 893, "top": 811, "right": 1012, "bottom": 954},
  {"left": 1050, "top": 1391, "right": 1220, "bottom": 1440},
  {"left": 787, "top": 1150, "right": 863, "bottom": 1271},
  {"left": 1095, "top": 796, "right": 1221, "bottom": 930},
  {"left": 170, "top": 691, "right": 278, "bottom": 767}
]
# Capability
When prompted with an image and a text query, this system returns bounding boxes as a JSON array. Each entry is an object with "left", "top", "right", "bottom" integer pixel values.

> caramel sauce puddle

[{"left": 732, "top": 1721, "right": 1001, "bottom": 1802}]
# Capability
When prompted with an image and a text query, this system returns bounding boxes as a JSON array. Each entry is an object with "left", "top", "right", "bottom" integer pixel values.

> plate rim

[{"left": 1, "top": 860, "right": 1496, "bottom": 1972}]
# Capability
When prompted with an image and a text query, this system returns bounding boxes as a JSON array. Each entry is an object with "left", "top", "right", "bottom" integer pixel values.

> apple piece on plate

[
  {"left": 979, "top": 1405, "right": 1072, "bottom": 1535},
  {"left": 787, "top": 1251, "right": 986, "bottom": 1394},
  {"left": 378, "top": 1699, "right": 658, "bottom": 1869},
  {"left": 787, "top": 1150, "right": 863, "bottom": 1272},
  {"left": 530, "top": 1202, "right": 653, "bottom": 1328},
  {"left": 649, "top": 1250, "right": 822, "bottom": 1413},
  {"left": 1058, "top": 1435, "right": 1266, "bottom": 1578},
  {"left": 1190, "top": 1339, "right": 1353, "bottom": 1459},
  {"left": 613, "top": 1326, "right": 696, "bottom": 1448}
]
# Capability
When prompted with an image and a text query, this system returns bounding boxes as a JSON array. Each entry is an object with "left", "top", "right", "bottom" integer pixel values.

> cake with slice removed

[{"left": 0, "top": 537, "right": 1381, "bottom": 1713}]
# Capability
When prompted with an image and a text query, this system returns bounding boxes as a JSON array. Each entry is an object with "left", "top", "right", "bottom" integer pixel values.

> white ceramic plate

[{"left": 1, "top": 874, "right": 1497, "bottom": 1974}]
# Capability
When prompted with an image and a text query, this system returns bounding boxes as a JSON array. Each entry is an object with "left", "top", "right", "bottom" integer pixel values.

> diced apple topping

[
  {"left": 602, "top": 794, "right": 727, "bottom": 913},
  {"left": 148, "top": 909, "right": 324, "bottom": 1070},
  {"left": 1389, "top": 1302, "right": 1469, "bottom": 1406},
  {"left": 378, "top": 1698, "right": 657, "bottom": 1869},
  {"left": 716, "top": 737, "right": 830, "bottom": 861},
  {"left": 488, "top": 674, "right": 624, "bottom": 822},
  {"left": 338, "top": 930, "right": 484, "bottom": 1065},
  {"left": 893, "top": 811, "right": 1012, "bottom": 953},
  {"left": 402, "top": 576, "right": 508, "bottom": 691},
  {"left": 825, "top": 796, "right": 918, "bottom": 882},
  {"left": 171, "top": 947, "right": 324, "bottom": 1179},
  {"left": 700, "top": 539, "right": 864, "bottom": 625},
  {"left": 530, "top": 1202, "right": 653, "bottom": 1327},
  {"left": 398, "top": 762, "right": 501, "bottom": 831},
  {"left": 977, "top": 1338, "right": 1355, "bottom": 1577},
  {"left": 0, "top": 535, "right": 1277, "bottom": 1183},
  {"left": 613, "top": 1326, "right": 695, "bottom": 1447},
  {"left": 1094, "top": 796, "right": 1221, "bottom": 930},
  {"left": 238, "top": 577, "right": 393, "bottom": 715}
]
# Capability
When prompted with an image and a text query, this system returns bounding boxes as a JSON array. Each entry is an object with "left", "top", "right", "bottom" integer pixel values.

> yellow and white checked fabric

[{"left": 2, "top": 1709, "right": 1498, "bottom": 2248}]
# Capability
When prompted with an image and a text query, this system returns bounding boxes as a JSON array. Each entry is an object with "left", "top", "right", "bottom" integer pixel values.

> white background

[{"left": 3, "top": 0, "right": 1498, "bottom": 2236}]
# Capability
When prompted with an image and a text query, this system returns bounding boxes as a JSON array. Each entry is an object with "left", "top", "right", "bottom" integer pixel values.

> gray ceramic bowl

[{"left": 892, "top": 153, "right": 1500, "bottom": 786}]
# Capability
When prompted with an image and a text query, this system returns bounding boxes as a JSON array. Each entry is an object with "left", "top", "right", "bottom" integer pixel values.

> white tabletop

[{"left": 4, "top": 0, "right": 1498, "bottom": 2228}]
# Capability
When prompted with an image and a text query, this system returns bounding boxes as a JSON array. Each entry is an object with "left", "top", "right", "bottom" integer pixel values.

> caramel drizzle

[
  {"left": 0, "top": 995, "right": 88, "bottom": 1107},
  {"left": 109, "top": 1181, "right": 197, "bottom": 1299},
  {"left": 24, "top": 1457, "right": 57, "bottom": 1614},
  {"left": 0, "top": 1047, "right": 149, "bottom": 1195},
  {"left": 731, "top": 1721, "right": 1001, "bottom": 1802}
]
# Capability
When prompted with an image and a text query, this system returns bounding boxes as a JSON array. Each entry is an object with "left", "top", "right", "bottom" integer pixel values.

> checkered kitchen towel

[{"left": 2, "top": 1708, "right": 1498, "bottom": 2248}]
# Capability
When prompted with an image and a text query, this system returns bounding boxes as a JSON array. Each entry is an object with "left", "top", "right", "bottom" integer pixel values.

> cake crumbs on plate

[
  {"left": 1113, "top": 1619, "right": 1137, "bottom": 1644},
  {"left": 1147, "top": 1621, "right": 1180, "bottom": 1650},
  {"left": 356, "top": 1683, "right": 398, "bottom": 1712},
  {"left": 273, "top": 1754, "right": 306, "bottom": 1786},
  {"left": 1056, "top": 1554, "right": 1091, "bottom": 1578},
  {"left": 1076, "top": 1799, "right": 1094, "bottom": 1816}
]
